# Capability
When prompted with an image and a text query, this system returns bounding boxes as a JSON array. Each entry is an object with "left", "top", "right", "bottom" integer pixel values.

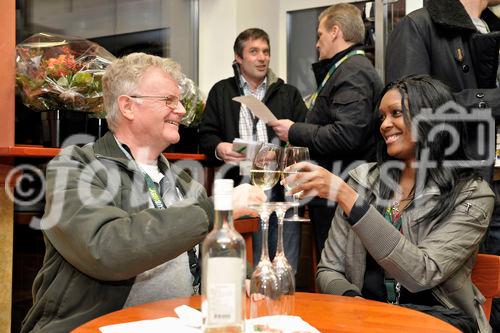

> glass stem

[
  {"left": 276, "top": 212, "right": 285, "bottom": 257},
  {"left": 292, "top": 193, "right": 300, "bottom": 218},
  {"left": 260, "top": 215, "right": 271, "bottom": 262}
]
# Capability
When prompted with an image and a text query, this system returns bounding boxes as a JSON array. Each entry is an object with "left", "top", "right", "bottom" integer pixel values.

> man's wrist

[
  {"left": 214, "top": 149, "right": 223, "bottom": 161},
  {"left": 214, "top": 143, "right": 224, "bottom": 161}
]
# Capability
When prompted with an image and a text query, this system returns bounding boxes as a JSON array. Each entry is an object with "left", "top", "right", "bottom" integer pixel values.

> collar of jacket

[
  {"left": 349, "top": 162, "right": 482, "bottom": 205},
  {"left": 311, "top": 44, "right": 363, "bottom": 87},
  {"left": 231, "top": 65, "right": 284, "bottom": 104},
  {"left": 347, "top": 162, "right": 443, "bottom": 200},
  {"left": 426, "top": 0, "right": 499, "bottom": 32},
  {"left": 92, "top": 131, "right": 171, "bottom": 175},
  {"left": 482, "top": 7, "right": 500, "bottom": 32}
]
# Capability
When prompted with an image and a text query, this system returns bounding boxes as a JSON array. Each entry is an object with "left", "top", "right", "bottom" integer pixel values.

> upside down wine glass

[
  {"left": 272, "top": 201, "right": 297, "bottom": 315},
  {"left": 281, "top": 146, "right": 310, "bottom": 222},
  {"left": 248, "top": 202, "right": 282, "bottom": 318},
  {"left": 249, "top": 143, "right": 282, "bottom": 318}
]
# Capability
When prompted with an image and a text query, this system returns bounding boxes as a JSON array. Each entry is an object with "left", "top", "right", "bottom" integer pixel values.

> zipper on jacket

[
  {"left": 95, "top": 154, "right": 141, "bottom": 174},
  {"left": 432, "top": 288, "right": 453, "bottom": 308}
]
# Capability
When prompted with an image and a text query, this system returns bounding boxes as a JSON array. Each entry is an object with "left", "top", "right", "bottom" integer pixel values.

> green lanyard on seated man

[{"left": 144, "top": 172, "right": 201, "bottom": 294}]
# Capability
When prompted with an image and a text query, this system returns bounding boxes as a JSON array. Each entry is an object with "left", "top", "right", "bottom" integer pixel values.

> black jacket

[
  {"left": 385, "top": 0, "right": 500, "bottom": 114},
  {"left": 199, "top": 69, "right": 308, "bottom": 166},
  {"left": 288, "top": 45, "right": 383, "bottom": 174},
  {"left": 385, "top": 0, "right": 500, "bottom": 180}
]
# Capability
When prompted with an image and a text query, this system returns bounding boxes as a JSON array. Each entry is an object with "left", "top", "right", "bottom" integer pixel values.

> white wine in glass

[
  {"left": 281, "top": 146, "right": 310, "bottom": 222},
  {"left": 250, "top": 143, "right": 282, "bottom": 191},
  {"left": 250, "top": 170, "right": 281, "bottom": 191},
  {"left": 281, "top": 170, "right": 301, "bottom": 192}
]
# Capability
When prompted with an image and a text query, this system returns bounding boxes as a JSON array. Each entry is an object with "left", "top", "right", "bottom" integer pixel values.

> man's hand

[
  {"left": 268, "top": 119, "right": 294, "bottom": 142},
  {"left": 233, "top": 183, "right": 266, "bottom": 219},
  {"left": 216, "top": 142, "right": 245, "bottom": 164}
]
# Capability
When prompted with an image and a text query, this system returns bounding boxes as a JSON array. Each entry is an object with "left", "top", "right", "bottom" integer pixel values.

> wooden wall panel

[
  {"left": 0, "top": 1, "right": 15, "bottom": 332},
  {"left": 0, "top": 0, "right": 15, "bottom": 147},
  {"left": 0, "top": 162, "right": 13, "bottom": 333}
]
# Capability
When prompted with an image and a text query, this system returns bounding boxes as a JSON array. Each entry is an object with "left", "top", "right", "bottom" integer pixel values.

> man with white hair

[{"left": 21, "top": 53, "right": 264, "bottom": 333}]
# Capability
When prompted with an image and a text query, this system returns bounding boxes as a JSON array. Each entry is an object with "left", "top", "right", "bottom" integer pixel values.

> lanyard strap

[
  {"left": 383, "top": 202, "right": 404, "bottom": 304},
  {"left": 384, "top": 204, "right": 403, "bottom": 231},
  {"left": 143, "top": 172, "right": 201, "bottom": 293},
  {"left": 385, "top": 278, "right": 401, "bottom": 304},
  {"left": 144, "top": 173, "right": 166, "bottom": 209},
  {"left": 307, "top": 49, "right": 366, "bottom": 110}
]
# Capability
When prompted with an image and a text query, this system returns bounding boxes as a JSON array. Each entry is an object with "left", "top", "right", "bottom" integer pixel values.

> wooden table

[{"left": 73, "top": 292, "right": 460, "bottom": 333}]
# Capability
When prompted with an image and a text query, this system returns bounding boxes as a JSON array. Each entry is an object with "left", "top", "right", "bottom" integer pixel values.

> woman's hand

[
  {"left": 282, "top": 162, "right": 342, "bottom": 200},
  {"left": 282, "top": 161, "right": 358, "bottom": 215}
]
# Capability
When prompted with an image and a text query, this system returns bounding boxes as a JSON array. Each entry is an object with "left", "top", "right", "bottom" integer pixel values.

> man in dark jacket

[
  {"left": 21, "top": 53, "right": 264, "bottom": 333},
  {"left": 385, "top": 0, "right": 500, "bottom": 170},
  {"left": 385, "top": 0, "right": 500, "bottom": 329},
  {"left": 199, "top": 28, "right": 307, "bottom": 272},
  {"left": 269, "top": 4, "right": 383, "bottom": 256},
  {"left": 386, "top": 0, "right": 500, "bottom": 112}
]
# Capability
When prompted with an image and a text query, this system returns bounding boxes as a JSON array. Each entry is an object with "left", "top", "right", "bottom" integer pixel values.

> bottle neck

[{"left": 214, "top": 209, "right": 234, "bottom": 229}]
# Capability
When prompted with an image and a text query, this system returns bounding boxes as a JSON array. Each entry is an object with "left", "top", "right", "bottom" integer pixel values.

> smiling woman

[
  {"left": 378, "top": 88, "right": 415, "bottom": 162},
  {"left": 283, "top": 75, "right": 496, "bottom": 333}
]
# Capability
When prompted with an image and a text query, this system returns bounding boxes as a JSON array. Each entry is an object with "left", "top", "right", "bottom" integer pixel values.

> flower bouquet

[
  {"left": 179, "top": 74, "right": 205, "bottom": 127},
  {"left": 16, "top": 32, "right": 116, "bottom": 113}
]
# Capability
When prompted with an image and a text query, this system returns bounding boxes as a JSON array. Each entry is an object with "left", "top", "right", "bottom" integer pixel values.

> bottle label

[{"left": 206, "top": 257, "right": 244, "bottom": 324}]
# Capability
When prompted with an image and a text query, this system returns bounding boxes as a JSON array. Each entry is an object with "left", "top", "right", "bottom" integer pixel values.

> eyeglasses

[{"left": 129, "top": 95, "right": 180, "bottom": 109}]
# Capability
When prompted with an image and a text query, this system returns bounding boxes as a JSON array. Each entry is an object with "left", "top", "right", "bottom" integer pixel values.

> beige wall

[
  {"left": 198, "top": 0, "right": 424, "bottom": 94},
  {"left": 198, "top": 0, "right": 279, "bottom": 95}
]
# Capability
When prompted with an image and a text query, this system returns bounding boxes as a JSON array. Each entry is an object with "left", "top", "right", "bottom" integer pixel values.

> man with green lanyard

[
  {"left": 269, "top": 3, "right": 383, "bottom": 256},
  {"left": 21, "top": 53, "right": 264, "bottom": 333}
]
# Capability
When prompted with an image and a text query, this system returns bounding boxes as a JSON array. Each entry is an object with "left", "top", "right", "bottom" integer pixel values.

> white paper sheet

[
  {"left": 233, "top": 95, "right": 277, "bottom": 123},
  {"left": 99, "top": 315, "right": 319, "bottom": 333},
  {"left": 99, "top": 317, "right": 200, "bottom": 333},
  {"left": 245, "top": 315, "right": 320, "bottom": 333}
]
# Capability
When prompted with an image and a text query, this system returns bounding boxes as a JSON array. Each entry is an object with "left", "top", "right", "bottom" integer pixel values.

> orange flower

[{"left": 46, "top": 54, "right": 78, "bottom": 78}]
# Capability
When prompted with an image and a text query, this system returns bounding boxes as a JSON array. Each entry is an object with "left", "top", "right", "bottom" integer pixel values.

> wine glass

[
  {"left": 250, "top": 143, "right": 282, "bottom": 192},
  {"left": 272, "top": 201, "right": 297, "bottom": 315},
  {"left": 248, "top": 143, "right": 283, "bottom": 318},
  {"left": 248, "top": 203, "right": 281, "bottom": 318},
  {"left": 281, "top": 146, "right": 310, "bottom": 222}
]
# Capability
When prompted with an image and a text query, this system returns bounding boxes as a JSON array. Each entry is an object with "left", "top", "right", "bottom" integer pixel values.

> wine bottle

[{"left": 202, "top": 179, "right": 246, "bottom": 333}]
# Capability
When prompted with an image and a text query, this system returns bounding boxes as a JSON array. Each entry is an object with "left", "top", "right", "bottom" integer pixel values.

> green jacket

[
  {"left": 22, "top": 132, "right": 214, "bottom": 333},
  {"left": 317, "top": 162, "right": 495, "bottom": 333}
]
